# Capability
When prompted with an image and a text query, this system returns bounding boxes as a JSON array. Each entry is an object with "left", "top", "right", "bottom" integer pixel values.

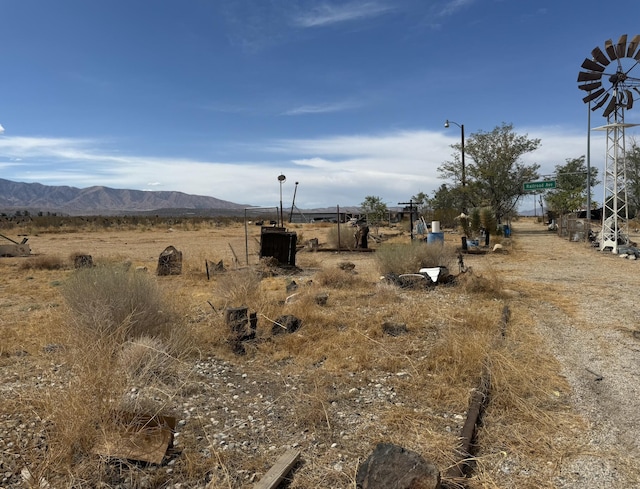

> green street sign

[{"left": 523, "top": 180, "right": 556, "bottom": 191}]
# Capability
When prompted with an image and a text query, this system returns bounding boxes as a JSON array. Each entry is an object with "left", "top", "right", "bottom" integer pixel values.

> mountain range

[{"left": 0, "top": 178, "right": 248, "bottom": 216}]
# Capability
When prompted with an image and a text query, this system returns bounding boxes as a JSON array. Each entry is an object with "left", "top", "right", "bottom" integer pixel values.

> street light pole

[
  {"left": 445, "top": 120, "right": 466, "bottom": 213},
  {"left": 278, "top": 174, "right": 286, "bottom": 227}
]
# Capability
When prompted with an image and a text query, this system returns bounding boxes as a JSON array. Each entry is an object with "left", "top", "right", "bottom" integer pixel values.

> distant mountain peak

[{"left": 0, "top": 178, "right": 248, "bottom": 216}]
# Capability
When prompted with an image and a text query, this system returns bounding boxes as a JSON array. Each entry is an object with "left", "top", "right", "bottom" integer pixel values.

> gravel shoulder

[{"left": 491, "top": 220, "right": 640, "bottom": 488}]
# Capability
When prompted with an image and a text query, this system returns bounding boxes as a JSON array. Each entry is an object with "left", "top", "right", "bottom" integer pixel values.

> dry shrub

[
  {"left": 375, "top": 240, "right": 456, "bottom": 275},
  {"left": 19, "top": 254, "right": 66, "bottom": 270},
  {"left": 457, "top": 268, "right": 507, "bottom": 297},
  {"left": 61, "top": 264, "right": 178, "bottom": 341},
  {"left": 325, "top": 224, "right": 355, "bottom": 249},
  {"left": 118, "top": 335, "right": 178, "bottom": 386},
  {"left": 315, "top": 266, "right": 367, "bottom": 289},
  {"left": 30, "top": 265, "right": 192, "bottom": 485},
  {"left": 214, "top": 268, "right": 262, "bottom": 308}
]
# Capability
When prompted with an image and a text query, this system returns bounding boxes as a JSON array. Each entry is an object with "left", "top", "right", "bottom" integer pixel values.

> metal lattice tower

[
  {"left": 594, "top": 113, "right": 635, "bottom": 252},
  {"left": 578, "top": 34, "right": 640, "bottom": 253}
]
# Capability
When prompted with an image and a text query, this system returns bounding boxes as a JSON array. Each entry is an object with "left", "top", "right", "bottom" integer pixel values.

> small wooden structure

[{"left": 260, "top": 227, "right": 297, "bottom": 267}]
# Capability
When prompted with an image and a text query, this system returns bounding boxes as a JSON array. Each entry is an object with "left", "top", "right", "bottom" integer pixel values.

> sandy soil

[{"left": 1, "top": 218, "right": 639, "bottom": 488}]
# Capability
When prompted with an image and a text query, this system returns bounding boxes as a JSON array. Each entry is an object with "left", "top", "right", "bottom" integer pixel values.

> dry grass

[
  {"left": 375, "top": 240, "right": 457, "bottom": 275},
  {"left": 61, "top": 264, "right": 180, "bottom": 341},
  {"left": 0, "top": 220, "right": 590, "bottom": 488},
  {"left": 18, "top": 254, "right": 67, "bottom": 270}
]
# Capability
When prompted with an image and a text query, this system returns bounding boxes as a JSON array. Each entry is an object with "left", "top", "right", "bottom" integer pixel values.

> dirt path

[{"left": 494, "top": 220, "right": 640, "bottom": 488}]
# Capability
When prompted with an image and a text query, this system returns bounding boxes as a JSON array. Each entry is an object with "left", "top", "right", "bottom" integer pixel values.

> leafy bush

[{"left": 481, "top": 207, "right": 498, "bottom": 235}]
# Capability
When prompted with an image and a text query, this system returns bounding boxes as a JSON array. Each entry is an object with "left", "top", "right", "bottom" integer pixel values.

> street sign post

[{"left": 523, "top": 180, "right": 556, "bottom": 191}]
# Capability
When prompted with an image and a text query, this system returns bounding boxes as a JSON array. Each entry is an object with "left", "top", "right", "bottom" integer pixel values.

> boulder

[
  {"left": 156, "top": 246, "right": 182, "bottom": 275},
  {"left": 356, "top": 443, "right": 440, "bottom": 489}
]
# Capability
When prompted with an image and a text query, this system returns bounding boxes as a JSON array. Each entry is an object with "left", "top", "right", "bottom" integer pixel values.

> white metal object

[
  {"left": 594, "top": 118, "right": 638, "bottom": 252},
  {"left": 419, "top": 267, "right": 442, "bottom": 283}
]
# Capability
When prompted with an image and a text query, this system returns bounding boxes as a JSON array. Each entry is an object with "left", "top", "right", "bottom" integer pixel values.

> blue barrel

[{"left": 427, "top": 232, "right": 444, "bottom": 244}]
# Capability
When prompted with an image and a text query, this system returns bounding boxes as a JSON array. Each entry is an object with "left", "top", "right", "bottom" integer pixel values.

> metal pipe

[
  {"left": 445, "top": 120, "right": 466, "bottom": 212},
  {"left": 289, "top": 181, "right": 299, "bottom": 223}
]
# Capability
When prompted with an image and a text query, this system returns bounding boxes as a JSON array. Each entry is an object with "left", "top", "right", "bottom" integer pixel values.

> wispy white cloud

[
  {"left": 437, "top": 0, "right": 476, "bottom": 17},
  {"left": 293, "top": 1, "right": 394, "bottom": 28},
  {"left": 0, "top": 123, "right": 4, "bottom": 134},
  {"left": 282, "top": 100, "right": 361, "bottom": 115},
  {"left": 0, "top": 125, "right": 603, "bottom": 208}
]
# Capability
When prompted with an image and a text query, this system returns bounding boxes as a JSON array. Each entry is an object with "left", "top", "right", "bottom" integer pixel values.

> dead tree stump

[
  {"left": 156, "top": 246, "right": 182, "bottom": 276},
  {"left": 225, "top": 306, "right": 257, "bottom": 354}
]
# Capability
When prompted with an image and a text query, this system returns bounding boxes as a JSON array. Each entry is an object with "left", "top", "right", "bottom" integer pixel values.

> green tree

[
  {"left": 360, "top": 195, "right": 388, "bottom": 226},
  {"left": 429, "top": 184, "right": 459, "bottom": 228},
  {"left": 544, "top": 156, "right": 598, "bottom": 215},
  {"left": 439, "top": 123, "right": 541, "bottom": 222},
  {"left": 410, "top": 191, "right": 431, "bottom": 217},
  {"left": 625, "top": 140, "right": 640, "bottom": 218}
]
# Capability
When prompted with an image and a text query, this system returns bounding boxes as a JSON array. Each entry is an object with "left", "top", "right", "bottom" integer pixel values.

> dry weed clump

[
  {"left": 19, "top": 254, "right": 66, "bottom": 270},
  {"left": 325, "top": 223, "right": 355, "bottom": 249},
  {"left": 375, "top": 240, "right": 456, "bottom": 275},
  {"left": 213, "top": 267, "right": 263, "bottom": 309},
  {"left": 24, "top": 264, "right": 194, "bottom": 486},
  {"left": 315, "top": 266, "right": 368, "bottom": 289},
  {"left": 457, "top": 268, "right": 508, "bottom": 298},
  {"left": 61, "top": 264, "right": 178, "bottom": 341}
]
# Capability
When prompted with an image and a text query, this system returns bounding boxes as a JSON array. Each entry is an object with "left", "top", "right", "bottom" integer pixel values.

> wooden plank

[{"left": 253, "top": 448, "right": 300, "bottom": 489}]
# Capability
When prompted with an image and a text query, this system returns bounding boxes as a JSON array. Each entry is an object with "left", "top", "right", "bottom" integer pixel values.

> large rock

[
  {"left": 356, "top": 443, "right": 440, "bottom": 489},
  {"left": 156, "top": 245, "right": 182, "bottom": 275}
]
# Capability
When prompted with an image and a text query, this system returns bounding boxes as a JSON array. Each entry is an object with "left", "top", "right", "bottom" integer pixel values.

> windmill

[{"left": 578, "top": 34, "right": 640, "bottom": 253}]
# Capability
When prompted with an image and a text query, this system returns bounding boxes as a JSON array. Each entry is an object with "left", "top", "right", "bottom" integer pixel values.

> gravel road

[{"left": 493, "top": 220, "right": 640, "bottom": 488}]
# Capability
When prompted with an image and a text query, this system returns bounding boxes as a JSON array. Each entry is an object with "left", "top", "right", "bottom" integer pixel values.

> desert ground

[{"left": 0, "top": 217, "right": 638, "bottom": 488}]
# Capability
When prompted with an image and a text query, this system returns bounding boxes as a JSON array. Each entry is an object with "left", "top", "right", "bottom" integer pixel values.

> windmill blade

[
  {"left": 592, "top": 46, "right": 610, "bottom": 66},
  {"left": 581, "top": 58, "right": 605, "bottom": 72},
  {"left": 591, "top": 92, "right": 610, "bottom": 111},
  {"left": 583, "top": 88, "right": 606, "bottom": 103},
  {"left": 605, "top": 39, "right": 618, "bottom": 61},
  {"left": 627, "top": 34, "right": 640, "bottom": 58},
  {"left": 603, "top": 94, "right": 618, "bottom": 118},
  {"left": 578, "top": 71, "right": 602, "bottom": 82},
  {"left": 625, "top": 89, "right": 634, "bottom": 110},
  {"left": 578, "top": 81, "right": 602, "bottom": 91},
  {"left": 616, "top": 34, "right": 628, "bottom": 59}
]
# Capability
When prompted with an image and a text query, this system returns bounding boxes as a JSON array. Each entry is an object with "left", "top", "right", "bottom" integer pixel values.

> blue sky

[{"left": 1, "top": 0, "right": 640, "bottom": 210}]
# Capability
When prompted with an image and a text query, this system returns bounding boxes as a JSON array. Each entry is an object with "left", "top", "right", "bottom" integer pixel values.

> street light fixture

[
  {"left": 444, "top": 119, "right": 466, "bottom": 212},
  {"left": 277, "top": 174, "right": 286, "bottom": 227}
]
